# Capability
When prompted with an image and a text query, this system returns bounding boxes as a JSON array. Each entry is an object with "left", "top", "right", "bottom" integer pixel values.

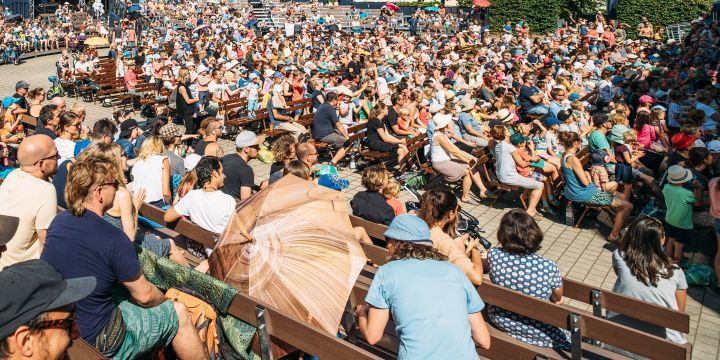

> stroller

[
  {"left": 2, "top": 42, "right": 20, "bottom": 65},
  {"left": 47, "top": 76, "right": 66, "bottom": 100}
]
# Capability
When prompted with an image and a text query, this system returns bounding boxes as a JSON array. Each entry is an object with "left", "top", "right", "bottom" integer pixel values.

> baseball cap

[
  {"left": 0, "top": 215, "right": 19, "bottom": 247},
  {"left": 707, "top": 140, "right": 720, "bottom": 154},
  {"left": 183, "top": 154, "right": 202, "bottom": 171},
  {"left": 119, "top": 119, "right": 139, "bottom": 138},
  {"left": 544, "top": 116, "right": 563, "bottom": 127},
  {"left": 235, "top": 131, "right": 266, "bottom": 149},
  {"left": 568, "top": 93, "right": 580, "bottom": 101},
  {"left": 0, "top": 260, "right": 96, "bottom": 339},
  {"left": 383, "top": 214, "right": 433, "bottom": 246},
  {"left": 15, "top": 81, "right": 29, "bottom": 90},
  {"left": 159, "top": 123, "right": 183, "bottom": 140},
  {"left": 557, "top": 110, "right": 573, "bottom": 122},
  {"left": 639, "top": 95, "right": 655, "bottom": 104}
]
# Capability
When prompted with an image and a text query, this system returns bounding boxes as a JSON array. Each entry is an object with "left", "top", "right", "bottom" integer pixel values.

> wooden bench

[
  {"left": 18, "top": 114, "right": 38, "bottom": 136},
  {"left": 349, "top": 215, "right": 692, "bottom": 351}
]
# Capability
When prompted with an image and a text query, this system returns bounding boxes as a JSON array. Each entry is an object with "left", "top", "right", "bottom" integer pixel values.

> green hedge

[
  {"left": 616, "top": 0, "right": 712, "bottom": 37},
  {"left": 485, "top": 0, "right": 565, "bottom": 34}
]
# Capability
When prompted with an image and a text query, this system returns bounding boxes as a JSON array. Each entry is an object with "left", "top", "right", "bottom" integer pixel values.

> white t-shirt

[
  {"left": 495, "top": 141, "right": 519, "bottom": 182},
  {"left": 338, "top": 101, "right": 355, "bottom": 125},
  {"left": 54, "top": 138, "right": 77, "bottom": 163},
  {"left": 173, "top": 189, "right": 236, "bottom": 234},
  {"left": 130, "top": 155, "right": 167, "bottom": 203}
]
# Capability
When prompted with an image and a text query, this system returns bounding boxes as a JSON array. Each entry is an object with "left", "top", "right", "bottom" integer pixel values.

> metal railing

[{"left": 666, "top": 23, "right": 691, "bottom": 43}]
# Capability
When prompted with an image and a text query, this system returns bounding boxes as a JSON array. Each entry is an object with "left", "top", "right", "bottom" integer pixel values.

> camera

[{"left": 457, "top": 209, "right": 491, "bottom": 250}]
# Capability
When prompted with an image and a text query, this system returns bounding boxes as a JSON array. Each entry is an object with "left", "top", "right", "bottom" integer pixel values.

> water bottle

[
  {"left": 565, "top": 200, "right": 574, "bottom": 226},
  {"left": 349, "top": 152, "right": 356, "bottom": 170}
]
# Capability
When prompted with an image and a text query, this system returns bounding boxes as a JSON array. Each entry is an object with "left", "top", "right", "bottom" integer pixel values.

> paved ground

[{"left": 3, "top": 54, "right": 720, "bottom": 359}]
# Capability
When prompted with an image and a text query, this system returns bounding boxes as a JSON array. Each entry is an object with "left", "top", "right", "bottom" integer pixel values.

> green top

[
  {"left": 358, "top": 99, "right": 374, "bottom": 121},
  {"left": 588, "top": 130, "right": 612, "bottom": 154},
  {"left": 662, "top": 183, "right": 696, "bottom": 229}
]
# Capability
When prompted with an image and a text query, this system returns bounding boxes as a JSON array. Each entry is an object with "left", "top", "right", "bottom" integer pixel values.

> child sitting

[
  {"left": 511, "top": 133, "right": 556, "bottom": 213},
  {"left": 382, "top": 179, "right": 405, "bottom": 216}
]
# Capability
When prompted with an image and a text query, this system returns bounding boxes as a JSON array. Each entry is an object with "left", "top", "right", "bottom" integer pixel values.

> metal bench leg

[
  {"left": 256, "top": 305, "right": 273, "bottom": 360},
  {"left": 574, "top": 207, "right": 591, "bottom": 228}
]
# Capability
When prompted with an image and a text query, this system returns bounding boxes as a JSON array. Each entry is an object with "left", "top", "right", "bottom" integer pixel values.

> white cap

[
  {"left": 235, "top": 130, "right": 266, "bottom": 149},
  {"left": 183, "top": 154, "right": 202, "bottom": 172}
]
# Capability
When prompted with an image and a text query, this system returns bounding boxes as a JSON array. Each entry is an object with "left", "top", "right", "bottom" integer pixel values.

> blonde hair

[
  {"left": 382, "top": 179, "right": 401, "bottom": 198},
  {"left": 177, "top": 67, "right": 190, "bottom": 84},
  {"left": 137, "top": 136, "right": 164, "bottom": 160},
  {"left": 612, "top": 113, "right": 629, "bottom": 126},
  {"left": 623, "top": 129, "right": 638, "bottom": 144},
  {"left": 69, "top": 102, "right": 86, "bottom": 117},
  {"left": 65, "top": 155, "right": 120, "bottom": 216},
  {"left": 76, "top": 142, "right": 126, "bottom": 184}
]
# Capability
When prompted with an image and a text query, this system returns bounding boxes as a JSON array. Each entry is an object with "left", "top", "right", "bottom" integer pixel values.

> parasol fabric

[
  {"left": 473, "top": 0, "right": 492, "bottom": 7},
  {"left": 385, "top": 2, "right": 400, "bottom": 12},
  {"left": 209, "top": 175, "right": 366, "bottom": 335},
  {"left": 84, "top": 36, "right": 109, "bottom": 46}
]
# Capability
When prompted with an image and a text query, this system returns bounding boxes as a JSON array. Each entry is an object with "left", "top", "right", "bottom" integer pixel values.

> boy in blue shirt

[{"left": 356, "top": 214, "right": 491, "bottom": 359}]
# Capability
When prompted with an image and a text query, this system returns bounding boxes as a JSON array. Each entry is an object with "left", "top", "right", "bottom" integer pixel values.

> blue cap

[
  {"left": 611, "top": 75, "right": 625, "bottom": 84},
  {"left": 545, "top": 117, "right": 563, "bottom": 127},
  {"left": 594, "top": 59, "right": 603, "bottom": 65},
  {"left": 568, "top": 92, "right": 580, "bottom": 101},
  {"left": 603, "top": 65, "right": 616, "bottom": 73},
  {"left": 383, "top": 214, "right": 433, "bottom": 246}
]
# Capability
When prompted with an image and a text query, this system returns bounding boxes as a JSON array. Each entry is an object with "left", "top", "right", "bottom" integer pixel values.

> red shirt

[{"left": 124, "top": 70, "right": 137, "bottom": 91}]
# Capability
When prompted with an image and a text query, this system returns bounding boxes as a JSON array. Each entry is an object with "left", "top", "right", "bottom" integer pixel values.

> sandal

[{"left": 461, "top": 197, "right": 480, "bottom": 206}]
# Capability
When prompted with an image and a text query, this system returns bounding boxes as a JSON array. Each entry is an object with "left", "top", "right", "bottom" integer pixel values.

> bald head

[
  {"left": 296, "top": 142, "right": 317, "bottom": 166},
  {"left": 18, "top": 134, "right": 57, "bottom": 167},
  {"left": 204, "top": 142, "right": 224, "bottom": 158},
  {"left": 51, "top": 97, "right": 66, "bottom": 110}
]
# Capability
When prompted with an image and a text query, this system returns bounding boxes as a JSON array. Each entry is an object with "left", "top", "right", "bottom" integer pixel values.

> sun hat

[
  {"left": 428, "top": 103, "right": 444, "bottom": 114},
  {"left": 510, "top": 133, "right": 529, "bottom": 146},
  {"left": 383, "top": 214, "right": 433, "bottom": 246},
  {"left": 235, "top": 131, "right": 266, "bottom": 149},
  {"left": 459, "top": 96, "right": 476, "bottom": 112},
  {"left": 496, "top": 108, "right": 513, "bottom": 123},
  {"left": 433, "top": 113, "right": 453, "bottom": 129},
  {"left": 671, "top": 132, "right": 695, "bottom": 150},
  {"left": 183, "top": 154, "right": 203, "bottom": 172},
  {"left": 0, "top": 260, "right": 96, "bottom": 339},
  {"left": 651, "top": 105, "right": 667, "bottom": 112},
  {"left": 159, "top": 123, "right": 183, "bottom": 140},
  {"left": 667, "top": 165, "right": 693, "bottom": 185}
]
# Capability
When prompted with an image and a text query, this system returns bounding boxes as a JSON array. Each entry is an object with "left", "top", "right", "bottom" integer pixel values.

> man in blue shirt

[
  {"left": 457, "top": 97, "right": 490, "bottom": 148},
  {"left": 519, "top": 75, "right": 549, "bottom": 115},
  {"left": 356, "top": 214, "right": 491, "bottom": 359},
  {"left": 41, "top": 155, "right": 207, "bottom": 360}
]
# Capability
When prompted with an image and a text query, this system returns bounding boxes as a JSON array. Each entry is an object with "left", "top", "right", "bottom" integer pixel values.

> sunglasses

[
  {"left": 100, "top": 180, "right": 120, "bottom": 190},
  {"left": 32, "top": 317, "right": 78, "bottom": 339},
  {"left": 36, "top": 152, "right": 59, "bottom": 164}
]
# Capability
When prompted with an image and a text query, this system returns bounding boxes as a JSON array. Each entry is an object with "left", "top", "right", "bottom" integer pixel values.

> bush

[
  {"left": 616, "top": 0, "right": 711, "bottom": 37},
  {"left": 487, "top": 0, "right": 565, "bottom": 34}
]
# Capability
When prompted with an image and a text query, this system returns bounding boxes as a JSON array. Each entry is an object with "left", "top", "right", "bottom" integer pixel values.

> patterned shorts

[
  {"left": 112, "top": 300, "right": 179, "bottom": 359},
  {"left": 584, "top": 190, "right": 614, "bottom": 206}
]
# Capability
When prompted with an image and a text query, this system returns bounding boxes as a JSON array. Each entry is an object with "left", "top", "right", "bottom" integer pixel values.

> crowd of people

[{"left": 0, "top": 0, "right": 719, "bottom": 358}]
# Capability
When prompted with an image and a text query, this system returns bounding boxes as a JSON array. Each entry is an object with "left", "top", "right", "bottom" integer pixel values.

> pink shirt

[
  {"left": 636, "top": 124, "right": 657, "bottom": 149},
  {"left": 709, "top": 178, "right": 720, "bottom": 219}
]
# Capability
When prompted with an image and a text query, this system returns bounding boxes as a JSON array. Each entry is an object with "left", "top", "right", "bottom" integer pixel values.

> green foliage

[
  {"left": 616, "top": 0, "right": 711, "bottom": 37},
  {"left": 394, "top": 1, "right": 443, "bottom": 6},
  {"left": 488, "top": 0, "right": 565, "bottom": 34}
]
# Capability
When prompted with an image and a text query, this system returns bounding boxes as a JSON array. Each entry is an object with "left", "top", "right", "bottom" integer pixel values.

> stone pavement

[{"left": 2, "top": 54, "right": 720, "bottom": 359}]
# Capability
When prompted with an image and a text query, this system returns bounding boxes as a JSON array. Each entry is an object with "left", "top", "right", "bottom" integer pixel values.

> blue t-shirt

[
  {"left": 41, "top": 211, "right": 141, "bottom": 344},
  {"left": 115, "top": 138, "right": 136, "bottom": 159},
  {"left": 313, "top": 102, "right": 339, "bottom": 139},
  {"left": 365, "top": 259, "right": 483, "bottom": 359},
  {"left": 458, "top": 112, "right": 480, "bottom": 136},
  {"left": 73, "top": 139, "right": 92, "bottom": 158}
]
